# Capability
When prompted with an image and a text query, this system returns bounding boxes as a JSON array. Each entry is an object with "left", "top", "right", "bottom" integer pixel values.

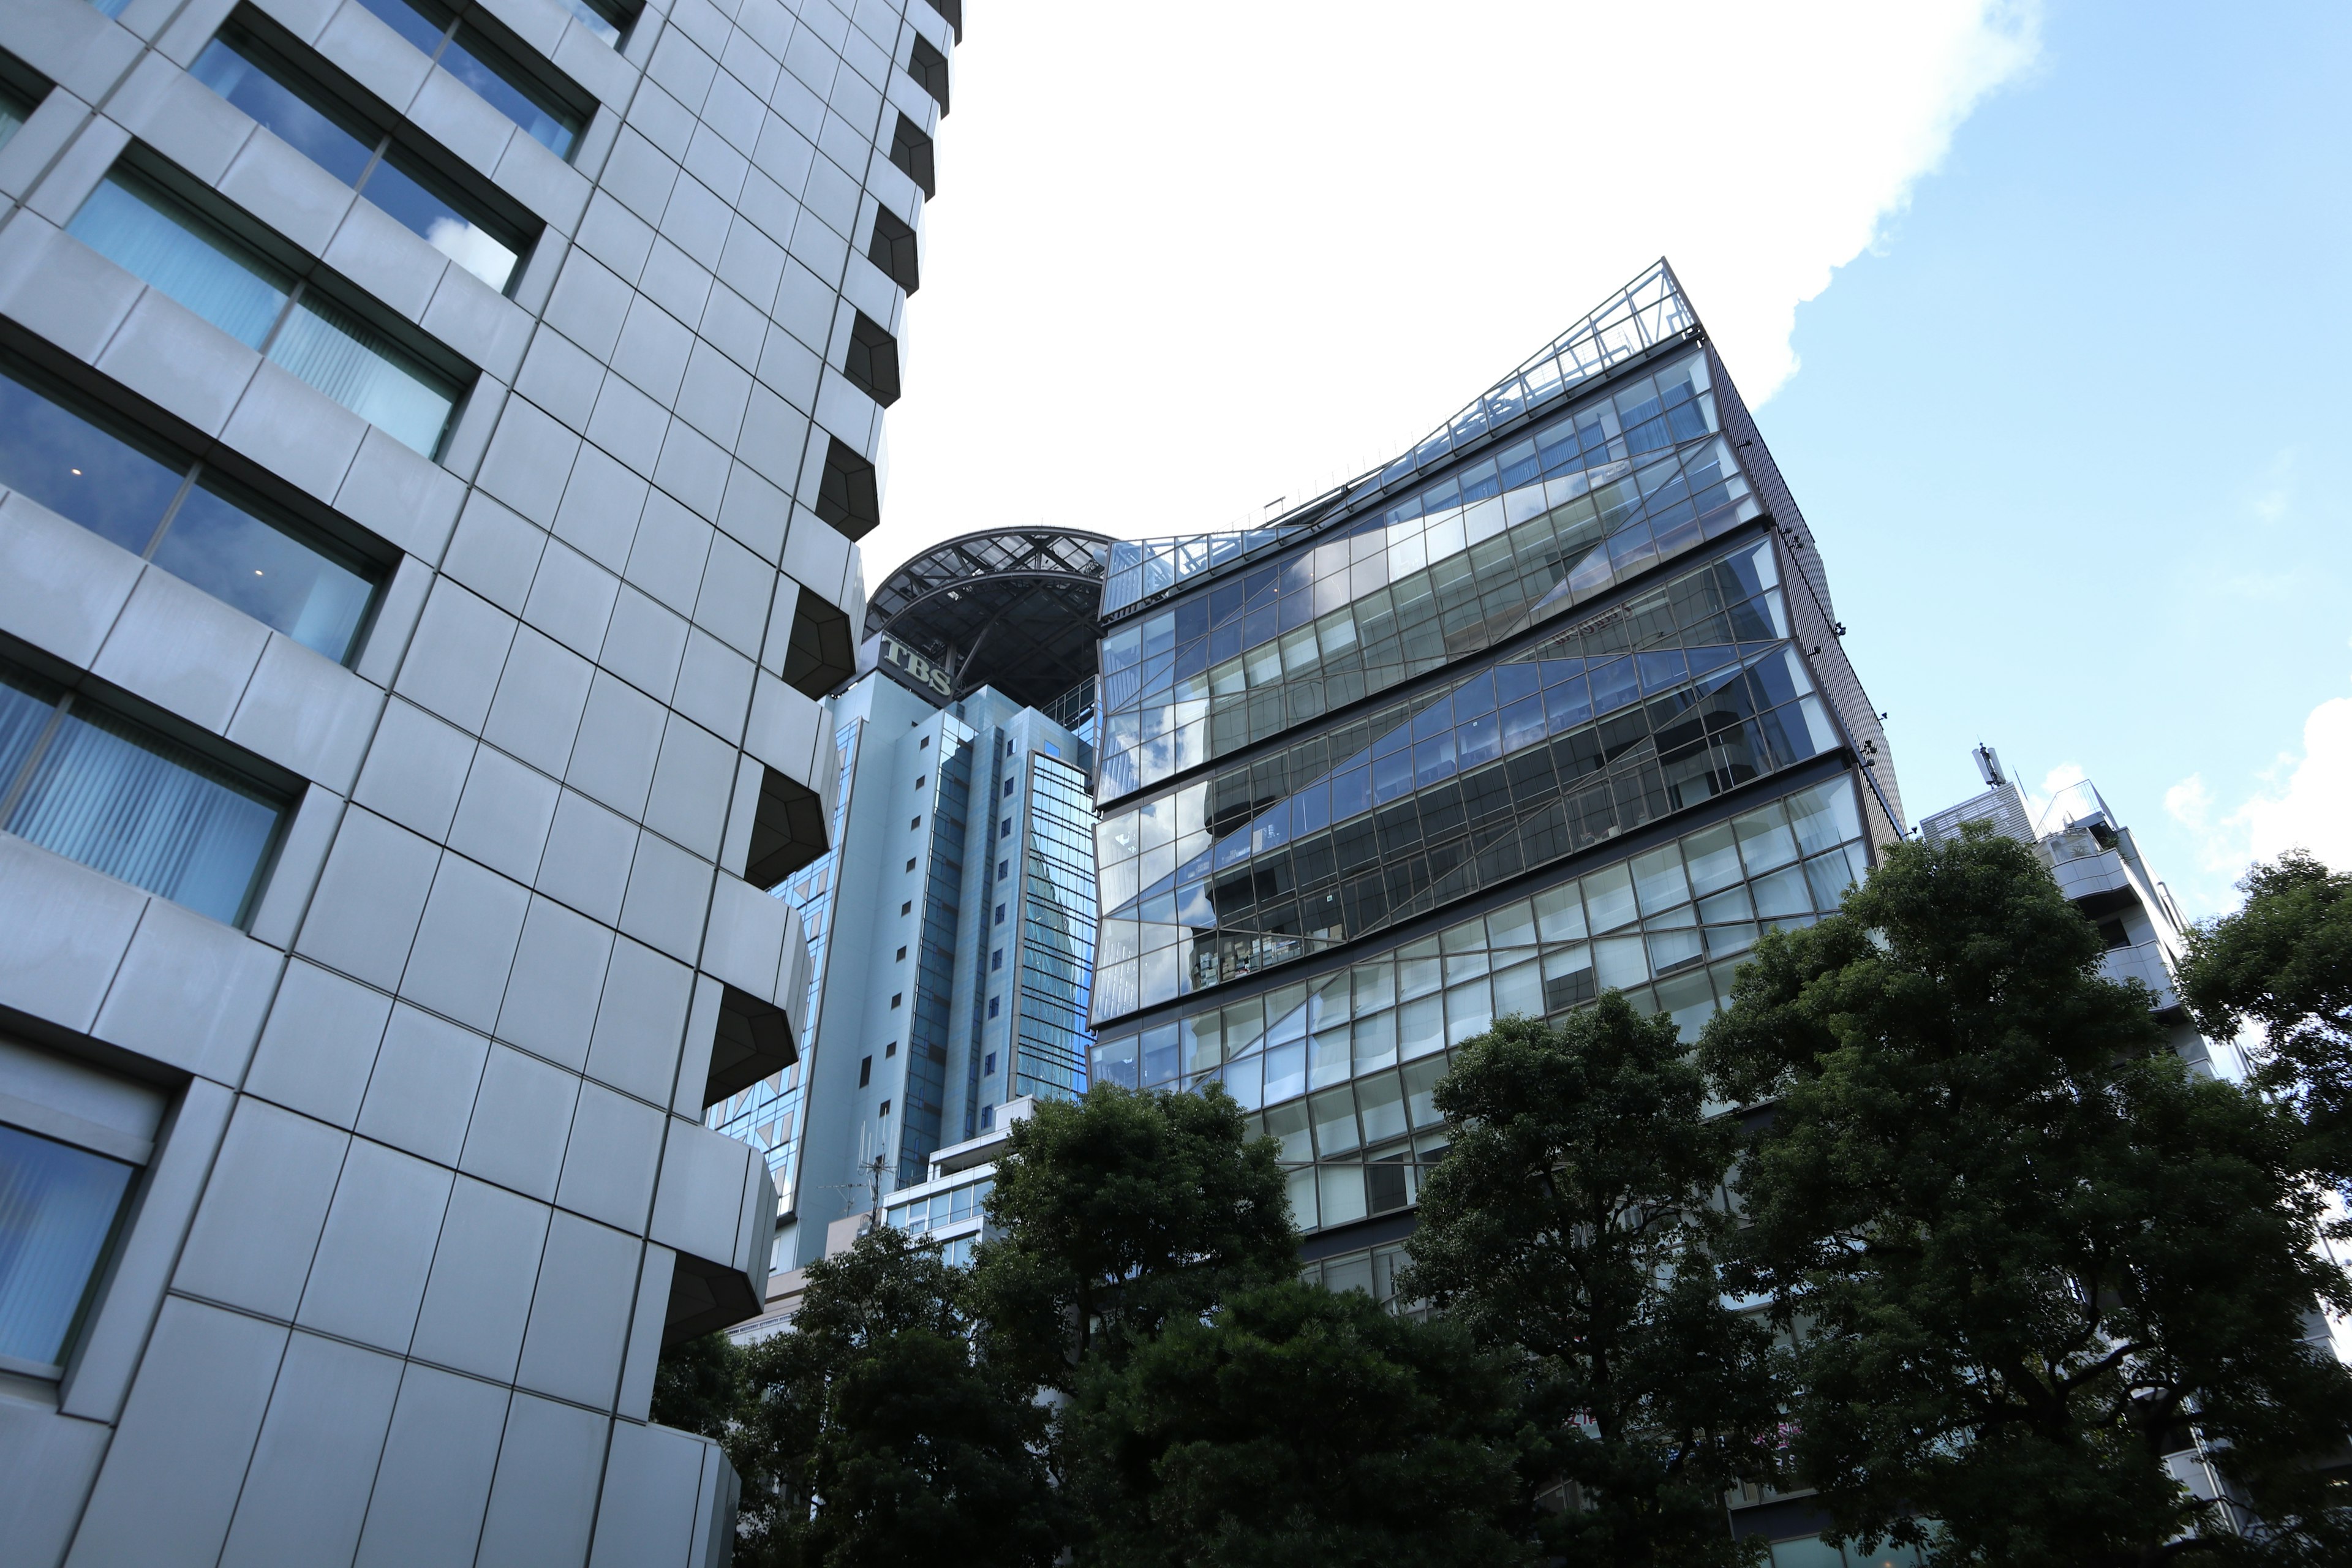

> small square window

[
  {"left": 900, "top": 900, "right": 913, "bottom": 914},
  {"left": 987, "top": 997, "right": 1000, "bottom": 1019},
  {"left": 998, "top": 859, "right": 1008, "bottom": 878},
  {"left": 998, "top": 820, "right": 1011, "bottom": 839},
  {"left": 880, "top": 1099, "right": 891, "bottom": 1117},
  {"left": 915, "top": 775, "right": 926, "bottom": 790},
  {"left": 886, "top": 1041, "right": 898, "bottom": 1057},
  {"left": 896, "top": 946, "right": 907, "bottom": 961},
  {"left": 981, "top": 1104, "right": 994, "bottom": 1129},
  {"left": 990, "top": 949, "right": 1003, "bottom": 971},
  {"left": 1001, "top": 779, "right": 1014, "bottom": 797},
  {"left": 984, "top": 1051, "right": 997, "bottom": 1074},
  {"left": 994, "top": 903, "right": 1006, "bottom": 924},
  {"left": 905, "top": 859, "right": 917, "bottom": 873},
  {"left": 859, "top": 1055, "right": 873, "bottom": 1087},
  {"left": 910, "top": 816, "right": 921, "bottom": 830},
  {"left": 890, "top": 993, "right": 903, "bottom": 1009},
  {"left": 919, "top": 735, "right": 930, "bottom": 749}
]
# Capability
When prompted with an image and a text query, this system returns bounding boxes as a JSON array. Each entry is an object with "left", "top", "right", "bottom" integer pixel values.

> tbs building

[
  {"left": 1084, "top": 261, "right": 1905, "bottom": 1313},
  {"left": 0, "top": 0, "right": 957, "bottom": 1562}
]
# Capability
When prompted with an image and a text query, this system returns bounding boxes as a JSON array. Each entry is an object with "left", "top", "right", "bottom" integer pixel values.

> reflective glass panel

[
  {"left": 0, "top": 1123, "right": 135, "bottom": 1370},
  {"left": 8, "top": 699, "right": 283, "bottom": 925},
  {"left": 67, "top": 174, "right": 290, "bottom": 349},
  {"left": 268, "top": 292, "right": 457, "bottom": 456},
  {"left": 0, "top": 366, "right": 183, "bottom": 552},
  {"left": 189, "top": 36, "right": 375, "bottom": 184},
  {"left": 440, "top": 29, "right": 578, "bottom": 156},
  {"left": 363, "top": 152, "right": 519, "bottom": 290},
  {"left": 0, "top": 83, "right": 34, "bottom": 154},
  {"left": 151, "top": 483, "right": 374, "bottom": 658}
]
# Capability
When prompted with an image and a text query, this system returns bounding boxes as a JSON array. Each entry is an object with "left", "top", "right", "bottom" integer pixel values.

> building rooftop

[
  {"left": 865, "top": 528, "right": 1110, "bottom": 709},
  {"left": 1100, "top": 259, "right": 1701, "bottom": 617}
]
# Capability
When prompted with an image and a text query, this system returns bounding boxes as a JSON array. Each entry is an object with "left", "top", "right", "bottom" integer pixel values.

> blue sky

[
  {"left": 880, "top": 1, "right": 2349, "bottom": 916},
  {"left": 1763, "top": 1, "right": 2352, "bottom": 911}
]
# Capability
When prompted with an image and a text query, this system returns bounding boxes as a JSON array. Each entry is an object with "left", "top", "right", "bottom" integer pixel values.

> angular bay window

[
  {"left": 0, "top": 359, "right": 383, "bottom": 660},
  {"left": 843, "top": 312, "right": 902, "bottom": 406},
  {"left": 0, "top": 658, "right": 290, "bottom": 925},
  {"left": 352, "top": 0, "right": 590, "bottom": 157},
  {"left": 867, "top": 205, "right": 919, "bottom": 294},
  {"left": 905, "top": 34, "right": 950, "bottom": 113},
  {"left": 813, "top": 437, "right": 881, "bottom": 540},
  {"left": 888, "top": 113, "right": 936, "bottom": 198},
  {"left": 193, "top": 17, "right": 537, "bottom": 292},
  {"left": 67, "top": 165, "right": 467, "bottom": 457}
]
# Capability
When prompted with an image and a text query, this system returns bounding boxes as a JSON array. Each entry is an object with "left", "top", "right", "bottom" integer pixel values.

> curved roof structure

[{"left": 865, "top": 529, "right": 1110, "bottom": 709}]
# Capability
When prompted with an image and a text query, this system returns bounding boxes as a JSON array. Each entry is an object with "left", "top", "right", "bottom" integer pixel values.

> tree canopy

[
  {"left": 2180, "top": 850, "right": 2352, "bottom": 1195},
  {"left": 1402, "top": 998, "right": 1782, "bottom": 1566},
  {"left": 1700, "top": 828, "right": 2352, "bottom": 1566}
]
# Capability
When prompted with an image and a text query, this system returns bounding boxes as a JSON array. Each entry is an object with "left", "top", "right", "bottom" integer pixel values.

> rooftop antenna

[
  {"left": 1973, "top": 743, "right": 2006, "bottom": 788},
  {"left": 864, "top": 1153, "right": 888, "bottom": 1226}
]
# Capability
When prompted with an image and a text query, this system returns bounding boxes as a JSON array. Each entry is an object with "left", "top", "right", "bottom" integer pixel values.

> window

[
  {"left": 884, "top": 1041, "right": 897, "bottom": 1057},
  {"left": 192, "top": 19, "right": 533, "bottom": 292},
  {"left": 0, "top": 361, "right": 380, "bottom": 660},
  {"left": 349, "top": 0, "right": 587, "bottom": 156},
  {"left": 905, "top": 34, "right": 949, "bottom": 112},
  {"left": 0, "top": 64, "right": 37, "bottom": 156},
  {"left": 905, "top": 859, "right": 917, "bottom": 873},
  {"left": 990, "top": 949, "right": 1003, "bottom": 972},
  {"left": 888, "top": 113, "right": 935, "bottom": 197},
  {"left": 919, "top": 736, "right": 930, "bottom": 750},
  {"left": 878, "top": 1100, "right": 891, "bottom": 1118},
  {"left": 999, "top": 819, "right": 1011, "bottom": 839},
  {"left": 0, "top": 1039, "right": 162, "bottom": 1381},
  {"left": 2098, "top": 918, "right": 2130, "bottom": 951},
  {"left": 910, "top": 816, "right": 921, "bottom": 831},
  {"left": 552, "top": 0, "right": 631, "bottom": 48},
  {"left": 915, "top": 775, "right": 927, "bottom": 789},
  {"left": 0, "top": 658, "right": 288, "bottom": 924},
  {"left": 895, "top": 946, "right": 907, "bottom": 961},
  {"left": 67, "top": 167, "right": 465, "bottom": 456},
  {"left": 998, "top": 859, "right": 1008, "bottom": 879},
  {"left": 868, "top": 206, "right": 918, "bottom": 294},
  {"left": 983, "top": 1050, "right": 997, "bottom": 1074},
  {"left": 890, "top": 993, "right": 903, "bottom": 1009},
  {"left": 858, "top": 1055, "right": 872, "bottom": 1087},
  {"left": 900, "top": 900, "right": 913, "bottom": 914},
  {"left": 1002, "top": 778, "right": 1015, "bottom": 797},
  {"left": 986, "top": 998, "right": 999, "bottom": 1020},
  {"left": 994, "top": 903, "right": 1006, "bottom": 924},
  {"left": 813, "top": 437, "right": 881, "bottom": 539},
  {"left": 921, "top": 0, "right": 962, "bottom": 43},
  {"left": 842, "top": 312, "right": 901, "bottom": 407}
]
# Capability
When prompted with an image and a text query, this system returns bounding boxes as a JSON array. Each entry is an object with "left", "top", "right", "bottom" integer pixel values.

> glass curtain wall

[
  {"left": 1012, "top": 751, "right": 1096, "bottom": 1102},
  {"left": 902, "top": 719, "right": 974, "bottom": 1183}
]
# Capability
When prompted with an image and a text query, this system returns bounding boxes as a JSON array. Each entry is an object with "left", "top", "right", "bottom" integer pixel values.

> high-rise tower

[
  {"left": 0, "top": 0, "right": 957, "bottom": 1561},
  {"left": 1084, "top": 262, "right": 1904, "bottom": 1293}
]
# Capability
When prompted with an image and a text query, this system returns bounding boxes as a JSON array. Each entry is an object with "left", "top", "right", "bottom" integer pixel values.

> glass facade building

[{"left": 1088, "top": 263, "right": 1905, "bottom": 1253}]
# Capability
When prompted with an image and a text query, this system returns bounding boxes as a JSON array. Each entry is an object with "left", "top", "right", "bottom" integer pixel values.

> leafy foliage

[
  {"left": 966, "top": 1083, "right": 1297, "bottom": 1391},
  {"left": 728, "top": 1227, "right": 1061, "bottom": 1568},
  {"left": 1064, "top": 1280, "right": 1533, "bottom": 1568},
  {"left": 652, "top": 1330, "right": 744, "bottom": 1440},
  {"left": 2180, "top": 850, "right": 2352, "bottom": 1195},
  {"left": 1699, "top": 827, "right": 2352, "bottom": 1566},
  {"left": 1401, "top": 997, "right": 1781, "bottom": 1566}
]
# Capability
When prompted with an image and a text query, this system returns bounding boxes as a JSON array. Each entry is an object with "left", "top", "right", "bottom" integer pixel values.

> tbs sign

[{"left": 878, "top": 636, "right": 953, "bottom": 699}]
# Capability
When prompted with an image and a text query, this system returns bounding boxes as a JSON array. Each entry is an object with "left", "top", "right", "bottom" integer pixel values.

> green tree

[
  {"left": 1700, "top": 828, "right": 2352, "bottom": 1566},
  {"left": 1065, "top": 1280, "right": 1534, "bottom": 1568},
  {"left": 1401, "top": 998, "right": 1782, "bottom": 1567},
  {"left": 652, "top": 1330, "right": 744, "bottom": 1439},
  {"left": 967, "top": 1083, "right": 1296, "bottom": 1392},
  {"left": 2179, "top": 850, "right": 2352, "bottom": 1195},
  {"left": 728, "top": 1226, "right": 1060, "bottom": 1568}
]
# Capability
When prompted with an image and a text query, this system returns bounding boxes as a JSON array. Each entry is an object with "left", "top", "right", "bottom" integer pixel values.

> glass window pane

[
  {"left": 0, "top": 1122, "right": 136, "bottom": 1369},
  {"left": 268, "top": 292, "right": 457, "bottom": 456},
  {"left": 0, "top": 665, "right": 59, "bottom": 789},
  {"left": 0, "top": 82, "right": 34, "bottom": 155},
  {"left": 151, "top": 481, "right": 375, "bottom": 660},
  {"left": 0, "top": 366, "right": 184, "bottom": 554},
  {"left": 440, "top": 29, "right": 578, "bottom": 156},
  {"left": 360, "top": 153, "right": 520, "bottom": 292},
  {"left": 1357, "top": 1071, "right": 1407, "bottom": 1144},
  {"left": 67, "top": 173, "right": 290, "bottom": 349},
  {"left": 350, "top": 0, "right": 451, "bottom": 54},
  {"left": 557, "top": 0, "right": 623, "bottom": 47},
  {"left": 1309, "top": 1085, "right": 1359, "bottom": 1156},
  {"left": 1316, "top": 1163, "right": 1367, "bottom": 1228},
  {"left": 7, "top": 701, "right": 283, "bottom": 924},
  {"left": 189, "top": 37, "right": 375, "bottom": 186}
]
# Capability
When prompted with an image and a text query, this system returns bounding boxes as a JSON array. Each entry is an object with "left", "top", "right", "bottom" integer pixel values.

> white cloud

[
  {"left": 869, "top": 0, "right": 2042, "bottom": 577},
  {"left": 2166, "top": 677, "right": 2352, "bottom": 900}
]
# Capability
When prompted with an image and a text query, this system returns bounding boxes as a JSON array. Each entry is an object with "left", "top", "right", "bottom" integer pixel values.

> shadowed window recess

[
  {"left": 0, "top": 658, "right": 292, "bottom": 926},
  {"left": 66, "top": 164, "right": 470, "bottom": 457},
  {"left": 888, "top": 113, "right": 935, "bottom": 197},
  {"left": 0, "top": 358, "right": 384, "bottom": 661},
  {"left": 192, "top": 13, "right": 539, "bottom": 292},
  {"left": 905, "top": 34, "right": 949, "bottom": 112},
  {"left": 868, "top": 205, "right": 919, "bottom": 293},
  {"left": 842, "top": 312, "right": 902, "bottom": 406},
  {"left": 813, "top": 437, "right": 881, "bottom": 539}
]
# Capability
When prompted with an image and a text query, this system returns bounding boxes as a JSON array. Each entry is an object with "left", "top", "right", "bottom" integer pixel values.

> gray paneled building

[{"left": 0, "top": 0, "right": 955, "bottom": 1560}]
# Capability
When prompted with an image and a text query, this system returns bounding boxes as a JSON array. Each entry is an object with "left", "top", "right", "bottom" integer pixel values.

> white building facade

[{"left": 0, "top": 0, "right": 956, "bottom": 1561}]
